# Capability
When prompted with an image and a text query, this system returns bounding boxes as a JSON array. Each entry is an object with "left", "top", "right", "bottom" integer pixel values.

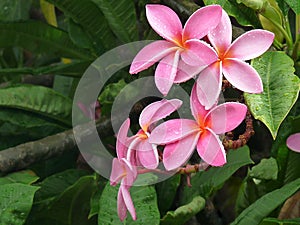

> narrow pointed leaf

[
  {"left": 231, "top": 178, "right": 300, "bottom": 225},
  {"left": 244, "top": 51, "right": 300, "bottom": 139},
  {"left": 0, "top": 0, "right": 31, "bottom": 21}
]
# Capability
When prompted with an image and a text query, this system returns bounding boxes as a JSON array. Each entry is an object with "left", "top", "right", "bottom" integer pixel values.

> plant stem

[{"left": 292, "top": 14, "right": 300, "bottom": 61}]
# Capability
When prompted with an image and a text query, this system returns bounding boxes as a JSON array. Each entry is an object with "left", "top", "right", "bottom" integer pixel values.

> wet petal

[
  {"left": 149, "top": 119, "right": 200, "bottom": 144},
  {"left": 117, "top": 187, "right": 127, "bottom": 221},
  {"left": 116, "top": 118, "right": 130, "bottom": 159},
  {"left": 223, "top": 58, "right": 263, "bottom": 93},
  {"left": 129, "top": 40, "right": 177, "bottom": 74},
  {"left": 155, "top": 49, "right": 181, "bottom": 95},
  {"left": 146, "top": 4, "right": 182, "bottom": 43},
  {"left": 208, "top": 9, "right": 232, "bottom": 55},
  {"left": 183, "top": 5, "right": 222, "bottom": 40},
  {"left": 110, "top": 158, "right": 124, "bottom": 186},
  {"left": 137, "top": 142, "right": 159, "bottom": 169},
  {"left": 196, "top": 62, "right": 222, "bottom": 110},
  {"left": 287, "top": 133, "right": 300, "bottom": 153},
  {"left": 119, "top": 185, "right": 137, "bottom": 221},
  {"left": 226, "top": 29, "right": 274, "bottom": 60},
  {"left": 197, "top": 128, "right": 226, "bottom": 166},
  {"left": 206, "top": 102, "right": 247, "bottom": 134},
  {"left": 139, "top": 99, "right": 182, "bottom": 132},
  {"left": 190, "top": 83, "right": 209, "bottom": 123},
  {"left": 163, "top": 132, "right": 200, "bottom": 170},
  {"left": 174, "top": 59, "right": 204, "bottom": 83},
  {"left": 181, "top": 39, "right": 218, "bottom": 66}
]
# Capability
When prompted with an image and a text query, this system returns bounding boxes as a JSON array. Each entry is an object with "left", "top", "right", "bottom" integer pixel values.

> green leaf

[
  {"left": 68, "top": 18, "right": 94, "bottom": 49},
  {"left": 244, "top": 51, "right": 300, "bottom": 139},
  {"left": 0, "top": 21, "right": 93, "bottom": 60},
  {"left": 28, "top": 174, "right": 97, "bottom": 225},
  {"left": 260, "top": 217, "right": 300, "bottom": 225},
  {"left": 156, "top": 174, "right": 181, "bottom": 216},
  {"left": 0, "top": 170, "right": 39, "bottom": 185},
  {"left": 0, "top": 0, "right": 31, "bottom": 22},
  {"left": 0, "top": 183, "right": 39, "bottom": 225},
  {"left": 92, "top": 0, "right": 138, "bottom": 42},
  {"left": 180, "top": 145, "right": 253, "bottom": 204},
  {"left": 0, "top": 61, "right": 91, "bottom": 77},
  {"left": 0, "top": 85, "right": 73, "bottom": 127},
  {"left": 204, "top": 0, "right": 261, "bottom": 27},
  {"left": 99, "top": 183, "right": 160, "bottom": 225},
  {"left": 249, "top": 157, "right": 278, "bottom": 180},
  {"left": 160, "top": 196, "right": 205, "bottom": 225},
  {"left": 46, "top": 0, "right": 116, "bottom": 52},
  {"left": 284, "top": 0, "right": 300, "bottom": 14},
  {"left": 231, "top": 178, "right": 300, "bottom": 225}
]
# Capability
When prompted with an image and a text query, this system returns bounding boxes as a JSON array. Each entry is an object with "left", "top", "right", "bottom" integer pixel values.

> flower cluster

[{"left": 110, "top": 4, "right": 274, "bottom": 221}]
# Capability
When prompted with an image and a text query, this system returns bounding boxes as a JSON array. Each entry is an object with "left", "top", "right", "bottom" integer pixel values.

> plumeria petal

[
  {"left": 197, "top": 128, "right": 226, "bottom": 166},
  {"left": 155, "top": 49, "right": 181, "bottom": 95},
  {"left": 223, "top": 58, "right": 263, "bottom": 93},
  {"left": 119, "top": 185, "right": 137, "bottom": 221},
  {"left": 287, "top": 133, "right": 300, "bottom": 153},
  {"left": 196, "top": 61, "right": 222, "bottom": 110},
  {"left": 129, "top": 40, "right": 178, "bottom": 74},
  {"left": 163, "top": 132, "right": 200, "bottom": 170},
  {"left": 149, "top": 119, "right": 200, "bottom": 144},
  {"left": 117, "top": 187, "right": 128, "bottom": 221},
  {"left": 190, "top": 83, "right": 209, "bottom": 123},
  {"left": 110, "top": 158, "right": 125, "bottom": 186},
  {"left": 116, "top": 118, "right": 130, "bottom": 159},
  {"left": 137, "top": 142, "right": 159, "bottom": 169},
  {"left": 205, "top": 102, "right": 247, "bottom": 134},
  {"left": 181, "top": 39, "right": 218, "bottom": 66},
  {"left": 183, "top": 5, "right": 222, "bottom": 41},
  {"left": 208, "top": 9, "right": 232, "bottom": 55},
  {"left": 139, "top": 99, "right": 182, "bottom": 132},
  {"left": 226, "top": 29, "right": 274, "bottom": 60},
  {"left": 174, "top": 59, "right": 204, "bottom": 83},
  {"left": 122, "top": 158, "right": 137, "bottom": 186},
  {"left": 146, "top": 4, "right": 182, "bottom": 43}
]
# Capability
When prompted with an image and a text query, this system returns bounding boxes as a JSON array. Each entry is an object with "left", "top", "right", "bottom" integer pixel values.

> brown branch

[{"left": 0, "top": 119, "right": 112, "bottom": 174}]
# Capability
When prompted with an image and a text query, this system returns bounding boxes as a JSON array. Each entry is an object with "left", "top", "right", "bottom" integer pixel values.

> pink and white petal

[
  {"left": 122, "top": 158, "right": 137, "bottom": 186},
  {"left": 226, "top": 29, "right": 274, "bottom": 60},
  {"left": 197, "top": 128, "right": 226, "bottom": 166},
  {"left": 287, "top": 133, "right": 300, "bottom": 153},
  {"left": 183, "top": 5, "right": 222, "bottom": 41},
  {"left": 149, "top": 119, "right": 200, "bottom": 144},
  {"left": 174, "top": 59, "right": 204, "bottom": 83},
  {"left": 116, "top": 118, "right": 130, "bottom": 159},
  {"left": 120, "top": 185, "right": 137, "bottom": 221},
  {"left": 129, "top": 40, "right": 178, "bottom": 74},
  {"left": 223, "top": 58, "right": 263, "bottom": 93},
  {"left": 137, "top": 142, "right": 159, "bottom": 169},
  {"left": 110, "top": 158, "right": 124, "bottom": 186},
  {"left": 208, "top": 9, "right": 232, "bottom": 55},
  {"left": 196, "top": 62, "right": 222, "bottom": 110},
  {"left": 163, "top": 132, "right": 200, "bottom": 170},
  {"left": 190, "top": 83, "right": 209, "bottom": 123},
  {"left": 139, "top": 99, "right": 182, "bottom": 132},
  {"left": 155, "top": 50, "right": 180, "bottom": 96},
  {"left": 206, "top": 102, "right": 247, "bottom": 134},
  {"left": 117, "top": 187, "right": 128, "bottom": 221},
  {"left": 181, "top": 39, "right": 218, "bottom": 66},
  {"left": 146, "top": 4, "right": 182, "bottom": 43}
]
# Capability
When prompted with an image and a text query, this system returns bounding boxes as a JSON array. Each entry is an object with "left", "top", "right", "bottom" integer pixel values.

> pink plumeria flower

[
  {"left": 197, "top": 9, "right": 275, "bottom": 109},
  {"left": 110, "top": 158, "right": 137, "bottom": 221},
  {"left": 77, "top": 101, "right": 101, "bottom": 120},
  {"left": 287, "top": 133, "right": 300, "bottom": 153},
  {"left": 149, "top": 84, "right": 247, "bottom": 170},
  {"left": 117, "top": 99, "right": 182, "bottom": 169},
  {"left": 130, "top": 4, "right": 222, "bottom": 96}
]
